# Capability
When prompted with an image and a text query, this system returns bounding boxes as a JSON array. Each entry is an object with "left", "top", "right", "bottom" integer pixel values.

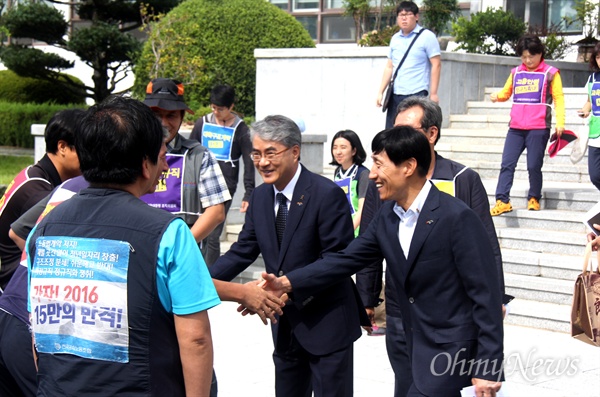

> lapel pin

[
  {"left": 426, "top": 219, "right": 434, "bottom": 225},
  {"left": 297, "top": 195, "right": 304, "bottom": 206}
]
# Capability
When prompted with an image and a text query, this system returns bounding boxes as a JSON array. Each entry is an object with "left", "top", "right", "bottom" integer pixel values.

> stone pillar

[{"left": 32, "top": 124, "right": 46, "bottom": 163}]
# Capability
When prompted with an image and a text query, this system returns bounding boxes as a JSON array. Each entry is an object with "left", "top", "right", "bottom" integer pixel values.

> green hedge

[
  {"left": 0, "top": 102, "right": 82, "bottom": 148},
  {"left": 133, "top": 0, "right": 315, "bottom": 117},
  {"left": 0, "top": 70, "right": 87, "bottom": 105}
]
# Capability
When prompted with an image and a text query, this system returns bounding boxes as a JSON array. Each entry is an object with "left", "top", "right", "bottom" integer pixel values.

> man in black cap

[
  {"left": 144, "top": 80, "right": 285, "bottom": 396},
  {"left": 143, "top": 78, "right": 231, "bottom": 247}
]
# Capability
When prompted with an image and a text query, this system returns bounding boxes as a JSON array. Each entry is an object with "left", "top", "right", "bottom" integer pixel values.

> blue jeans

[
  {"left": 495, "top": 128, "right": 550, "bottom": 202},
  {"left": 385, "top": 90, "right": 428, "bottom": 129},
  {"left": 588, "top": 146, "right": 600, "bottom": 191}
]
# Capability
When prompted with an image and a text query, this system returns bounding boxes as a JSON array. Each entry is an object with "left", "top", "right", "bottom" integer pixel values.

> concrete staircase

[
  {"left": 437, "top": 87, "right": 600, "bottom": 333},
  {"left": 219, "top": 87, "right": 599, "bottom": 334}
]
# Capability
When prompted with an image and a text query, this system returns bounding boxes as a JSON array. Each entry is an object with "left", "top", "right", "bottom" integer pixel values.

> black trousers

[
  {"left": 385, "top": 90, "right": 428, "bottom": 129},
  {"left": 272, "top": 317, "right": 353, "bottom": 397},
  {"left": 0, "top": 310, "right": 37, "bottom": 397}
]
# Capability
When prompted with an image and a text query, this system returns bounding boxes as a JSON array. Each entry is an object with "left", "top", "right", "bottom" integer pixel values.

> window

[
  {"left": 506, "top": 0, "right": 579, "bottom": 33},
  {"left": 293, "top": 0, "right": 319, "bottom": 11},
  {"left": 322, "top": 15, "right": 355, "bottom": 42},
  {"left": 295, "top": 15, "right": 318, "bottom": 40},
  {"left": 269, "top": 0, "right": 289, "bottom": 11},
  {"left": 323, "top": 0, "right": 344, "bottom": 9}
]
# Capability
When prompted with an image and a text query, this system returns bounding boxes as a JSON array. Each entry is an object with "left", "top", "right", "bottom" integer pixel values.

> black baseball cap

[{"left": 143, "top": 78, "right": 194, "bottom": 114}]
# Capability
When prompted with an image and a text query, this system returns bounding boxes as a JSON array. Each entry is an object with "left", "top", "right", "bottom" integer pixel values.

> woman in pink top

[{"left": 489, "top": 34, "right": 565, "bottom": 216}]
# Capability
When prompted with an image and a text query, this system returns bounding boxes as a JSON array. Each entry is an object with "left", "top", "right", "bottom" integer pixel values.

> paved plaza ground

[{"left": 211, "top": 301, "right": 600, "bottom": 397}]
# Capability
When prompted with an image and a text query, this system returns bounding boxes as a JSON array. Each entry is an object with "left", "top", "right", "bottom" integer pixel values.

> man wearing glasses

[
  {"left": 376, "top": 1, "right": 441, "bottom": 129},
  {"left": 210, "top": 115, "right": 369, "bottom": 397}
]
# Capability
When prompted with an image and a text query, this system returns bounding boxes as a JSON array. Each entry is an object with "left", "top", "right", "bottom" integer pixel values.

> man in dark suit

[
  {"left": 385, "top": 96, "right": 507, "bottom": 396},
  {"left": 263, "top": 126, "right": 504, "bottom": 397},
  {"left": 209, "top": 115, "right": 367, "bottom": 397}
]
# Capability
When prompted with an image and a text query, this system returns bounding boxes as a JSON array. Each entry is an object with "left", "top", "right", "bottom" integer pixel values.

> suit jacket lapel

[
  {"left": 384, "top": 207, "right": 405, "bottom": 276},
  {"left": 278, "top": 165, "right": 309, "bottom": 264},
  {"left": 404, "top": 186, "right": 440, "bottom": 282}
]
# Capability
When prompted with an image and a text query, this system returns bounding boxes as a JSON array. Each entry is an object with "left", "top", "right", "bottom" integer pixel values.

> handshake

[{"left": 233, "top": 272, "right": 292, "bottom": 325}]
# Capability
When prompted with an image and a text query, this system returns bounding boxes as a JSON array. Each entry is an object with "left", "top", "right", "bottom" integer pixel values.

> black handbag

[{"left": 382, "top": 28, "right": 426, "bottom": 113}]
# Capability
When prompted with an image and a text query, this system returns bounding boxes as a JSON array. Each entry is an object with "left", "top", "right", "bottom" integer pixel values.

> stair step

[
  {"left": 449, "top": 114, "right": 510, "bottom": 129},
  {"left": 497, "top": 227, "right": 585, "bottom": 256},
  {"left": 504, "top": 298, "right": 570, "bottom": 333},
  {"left": 502, "top": 248, "right": 585, "bottom": 281},
  {"left": 481, "top": 179, "right": 600, "bottom": 211},
  {"left": 471, "top": 164, "right": 590, "bottom": 182},
  {"left": 483, "top": 86, "right": 588, "bottom": 104},
  {"left": 436, "top": 148, "right": 589, "bottom": 179},
  {"left": 492, "top": 209, "right": 586, "bottom": 233},
  {"left": 504, "top": 273, "right": 574, "bottom": 305},
  {"left": 440, "top": 128, "right": 509, "bottom": 145},
  {"left": 449, "top": 113, "right": 587, "bottom": 131}
]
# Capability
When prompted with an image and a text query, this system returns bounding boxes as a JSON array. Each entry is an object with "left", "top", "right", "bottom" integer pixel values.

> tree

[
  {"left": 0, "top": 0, "right": 181, "bottom": 103},
  {"left": 343, "top": 0, "right": 371, "bottom": 42},
  {"left": 420, "top": 0, "right": 461, "bottom": 37},
  {"left": 133, "top": 0, "right": 315, "bottom": 117},
  {"left": 564, "top": 0, "right": 600, "bottom": 41},
  {"left": 343, "top": 0, "right": 397, "bottom": 43},
  {"left": 451, "top": 8, "right": 526, "bottom": 55}
]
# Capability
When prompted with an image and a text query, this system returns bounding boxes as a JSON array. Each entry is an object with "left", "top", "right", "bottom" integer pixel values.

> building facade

[{"left": 269, "top": 0, "right": 584, "bottom": 44}]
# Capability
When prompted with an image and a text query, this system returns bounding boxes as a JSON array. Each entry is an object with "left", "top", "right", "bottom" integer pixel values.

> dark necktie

[{"left": 276, "top": 193, "right": 288, "bottom": 246}]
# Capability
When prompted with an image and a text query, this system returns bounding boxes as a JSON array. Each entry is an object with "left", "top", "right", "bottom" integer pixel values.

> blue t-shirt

[
  {"left": 157, "top": 218, "right": 220, "bottom": 314},
  {"left": 388, "top": 24, "right": 440, "bottom": 95}
]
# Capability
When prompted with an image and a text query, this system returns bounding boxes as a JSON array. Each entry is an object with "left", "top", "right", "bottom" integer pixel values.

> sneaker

[
  {"left": 490, "top": 200, "right": 512, "bottom": 216},
  {"left": 527, "top": 197, "right": 540, "bottom": 211}
]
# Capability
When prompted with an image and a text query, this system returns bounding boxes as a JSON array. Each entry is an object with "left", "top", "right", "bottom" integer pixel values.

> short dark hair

[
  {"left": 372, "top": 125, "right": 430, "bottom": 177},
  {"left": 396, "top": 96, "right": 443, "bottom": 144},
  {"left": 329, "top": 130, "right": 367, "bottom": 166},
  {"left": 397, "top": 1, "right": 418, "bottom": 15},
  {"left": 590, "top": 42, "right": 600, "bottom": 72},
  {"left": 44, "top": 108, "right": 86, "bottom": 154},
  {"left": 210, "top": 85, "right": 236, "bottom": 108},
  {"left": 515, "top": 34, "right": 545, "bottom": 58},
  {"left": 76, "top": 96, "right": 166, "bottom": 185}
]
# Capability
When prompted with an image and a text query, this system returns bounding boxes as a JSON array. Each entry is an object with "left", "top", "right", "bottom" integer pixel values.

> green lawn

[{"left": 0, "top": 155, "right": 34, "bottom": 185}]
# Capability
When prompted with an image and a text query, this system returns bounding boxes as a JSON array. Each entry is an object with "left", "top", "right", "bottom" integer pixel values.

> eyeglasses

[
  {"left": 397, "top": 12, "right": 414, "bottom": 18},
  {"left": 250, "top": 147, "right": 291, "bottom": 162}
]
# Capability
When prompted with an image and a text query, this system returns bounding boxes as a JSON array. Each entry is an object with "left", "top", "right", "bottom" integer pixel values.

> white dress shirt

[{"left": 393, "top": 181, "right": 432, "bottom": 259}]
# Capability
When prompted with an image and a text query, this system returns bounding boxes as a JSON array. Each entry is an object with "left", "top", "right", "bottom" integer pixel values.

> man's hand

[
  {"left": 240, "top": 200, "right": 249, "bottom": 213},
  {"left": 235, "top": 280, "right": 285, "bottom": 325},
  {"left": 472, "top": 378, "right": 501, "bottom": 397},
  {"left": 376, "top": 92, "right": 383, "bottom": 107},
  {"left": 261, "top": 271, "right": 292, "bottom": 297},
  {"left": 429, "top": 93, "right": 439, "bottom": 103},
  {"left": 362, "top": 307, "right": 375, "bottom": 334}
]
